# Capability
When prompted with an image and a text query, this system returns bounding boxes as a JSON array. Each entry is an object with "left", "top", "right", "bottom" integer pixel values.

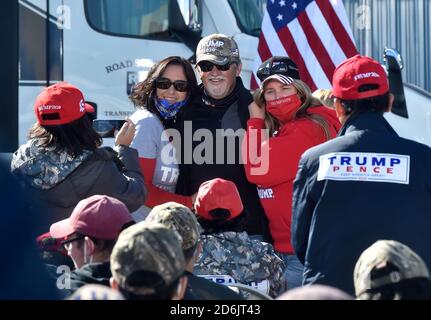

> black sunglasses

[
  {"left": 61, "top": 235, "right": 85, "bottom": 250},
  {"left": 198, "top": 61, "right": 234, "bottom": 72},
  {"left": 257, "top": 60, "right": 299, "bottom": 82},
  {"left": 155, "top": 77, "right": 189, "bottom": 92}
]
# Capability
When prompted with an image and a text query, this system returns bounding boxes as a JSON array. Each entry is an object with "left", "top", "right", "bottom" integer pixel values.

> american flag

[{"left": 251, "top": 0, "right": 358, "bottom": 91}]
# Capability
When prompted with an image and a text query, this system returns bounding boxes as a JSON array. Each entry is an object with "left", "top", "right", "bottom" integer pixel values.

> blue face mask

[{"left": 154, "top": 97, "right": 188, "bottom": 119}]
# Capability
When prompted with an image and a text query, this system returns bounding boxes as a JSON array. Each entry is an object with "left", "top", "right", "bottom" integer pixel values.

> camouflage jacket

[
  {"left": 11, "top": 139, "right": 92, "bottom": 190},
  {"left": 11, "top": 139, "right": 146, "bottom": 228},
  {"left": 194, "top": 231, "right": 286, "bottom": 298}
]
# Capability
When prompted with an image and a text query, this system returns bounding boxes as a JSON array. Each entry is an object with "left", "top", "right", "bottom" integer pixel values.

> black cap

[{"left": 257, "top": 56, "right": 300, "bottom": 82}]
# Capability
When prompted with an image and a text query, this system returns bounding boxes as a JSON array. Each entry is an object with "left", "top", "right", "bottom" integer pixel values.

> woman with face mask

[
  {"left": 243, "top": 73, "right": 341, "bottom": 290},
  {"left": 129, "top": 56, "right": 197, "bottom": 212}
]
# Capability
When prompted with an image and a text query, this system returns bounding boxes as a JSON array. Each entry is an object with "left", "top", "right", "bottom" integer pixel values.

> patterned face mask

[{"left": 154, "top": 97, "right": 188, "bottom": 119}]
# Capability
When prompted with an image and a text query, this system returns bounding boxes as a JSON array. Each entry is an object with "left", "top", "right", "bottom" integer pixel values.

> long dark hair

[
  {"left": 197, "top": 209, "right": 246, "bottom": 235},
  {"left": 129, "top": 56, "right": 198, "bottom": 120},
  {"left": 28, "top": 114, "right": 102, "bottom": 157}
]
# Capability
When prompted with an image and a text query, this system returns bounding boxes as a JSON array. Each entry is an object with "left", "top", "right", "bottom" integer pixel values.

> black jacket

[
  {"left": 0, "top": 164, "right": 60, "bottom": 299},
  {"left": 176, "top": 78, "right": 270, "bottom": 239},
  {"left": 292, "top": 111, "right": 431, "bottom": 295},
  {"left": 66, "top": 262, "right": 112, "bottom": 295}
]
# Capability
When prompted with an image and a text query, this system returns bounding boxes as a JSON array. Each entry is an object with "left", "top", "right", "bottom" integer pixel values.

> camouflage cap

[
  {"left": 145, "top": 202, "right": 202, "bottom": 252},
  {"left": 110, "top": 221, "right": 185, "bottom": 296},
  {"left": 354, "top": 240, "right": 430, "bottom": 297},
  {"left": 196, "top": 33, "right": 240, "bottom": 65}
]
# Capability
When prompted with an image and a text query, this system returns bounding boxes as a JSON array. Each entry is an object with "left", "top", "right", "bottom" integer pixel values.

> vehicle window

[
  {"left": 85, "top": 0, "right": 169, "bottom": 38},
  {"left": 228, "top": 0, "right": 264, "bottom": 37}
]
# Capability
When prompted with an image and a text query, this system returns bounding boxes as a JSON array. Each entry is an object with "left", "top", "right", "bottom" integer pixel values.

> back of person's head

[
  {"left": 332, "top": 54, "right": 390, "bottom": 117},
  {"left": 0, "top": 164, "right": 59, "bottom": 299},
  {"left": 67, "top": 284, "right": 125, "bottom": 300},
  {"left": 277, "top": 285, "right": 353, "bottom": 300},
  {"left": 257, "top": 56, "right": 300, "bottom": 82},
  {"left": 354, "top": 240, "right": 431, "bottom": 300},
  {"left": 129, "top": 56, "right": 198, "bottom": 111},
  {"left": 194, "top": 178, "right": 245, "bottom": 233},
  {"left": 145, "top": 202, "right": 202, "bottom": 262},
  {"left": 110, "top": 221, "right": 187, "bottom": 300},
  {"left": 50, "top": 195, "right": 135, "bottom": 267},
  {"left": 30, "top": 82, "right": 101, "bottom": 157}
]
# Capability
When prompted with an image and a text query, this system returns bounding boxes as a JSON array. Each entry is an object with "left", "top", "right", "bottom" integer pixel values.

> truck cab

[
  {"left": 14, "top": 0, "right": 263, "bottom": 150},
  {"left": 2, "top": 0, "right": 431, "bottom": 153}
]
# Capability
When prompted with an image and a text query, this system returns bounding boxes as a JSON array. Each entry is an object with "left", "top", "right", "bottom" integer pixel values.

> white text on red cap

[{"left": 353, "top": 72, "right": 381, "bottom": 81}]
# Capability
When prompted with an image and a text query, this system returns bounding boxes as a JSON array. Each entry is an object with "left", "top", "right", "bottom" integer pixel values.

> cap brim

[
  {"left": 196, "top": 55, "right": 233, "bottom": 65},
  {"left": 85, "top": 103, "right": 95, "bottom": 113},
  {"left": 261, "top": 74, "right": 295, "bottom": 88},
  {"left": 50, "top": 218, "right": 75, "bottom": 239}
]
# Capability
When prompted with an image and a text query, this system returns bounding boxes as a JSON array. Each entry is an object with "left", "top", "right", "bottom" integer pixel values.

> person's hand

[
  {"left": 115, "top": 119, "right": 135, "bottom": 147},
  {"left": 248, "top": 101, "right": 266, "bottom": 120}
]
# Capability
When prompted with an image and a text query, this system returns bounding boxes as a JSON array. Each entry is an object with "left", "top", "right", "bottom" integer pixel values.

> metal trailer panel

[{"left": 343, "top": 0, "right": 431, "bottom": 93}]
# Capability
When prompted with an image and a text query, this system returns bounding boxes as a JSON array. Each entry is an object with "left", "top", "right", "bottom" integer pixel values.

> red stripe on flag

[
  {"left": 257, "top": 33, "right": 272, "bottom": 62},
  {"left": 315, "top": 0, "right": 358, "bottom": 58},
  {"left": 250, "top": 74, "right": 259, "bottom": 90},
  {"left": 277, "top": 27, "right": 317, "bottom": 91},
  {"left": 297, "top": 11, "right": 336, "bottom": 82}
]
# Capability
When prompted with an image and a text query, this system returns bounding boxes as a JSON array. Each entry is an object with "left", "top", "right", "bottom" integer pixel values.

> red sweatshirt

[
  {"left": 243, "top": 105, "right": 341, "bottom": 253},
  {"left": 139, "top": 158, "right": 192, "bottom": 209}
]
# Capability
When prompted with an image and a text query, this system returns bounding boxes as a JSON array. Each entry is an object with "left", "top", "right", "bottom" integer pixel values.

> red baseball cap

[
  {"left": 195, "top": 178, "right": 244, "bottom": 220},
  {"left": 332, "top": 55, "right": 389, "bottom": 100},
  {"left": 34, "top": 82, "right": 95, "bottom": 125},
  {"left": 50, "top": 195, "right": 134, "bottom": 240}
]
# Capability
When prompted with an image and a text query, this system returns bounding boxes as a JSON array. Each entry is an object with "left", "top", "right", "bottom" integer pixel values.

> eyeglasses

[
  {"left": 198, "top": 61, "right": 233, "bottom": 72},
  {"left": 257, "top": 60, "right": 299, "bottom": 81},
  {"left": 62, "top": 235, "right": 85, "bottom": 251},
  {"left": 155, "top": 77, "right": 189, "bottom": 92}
]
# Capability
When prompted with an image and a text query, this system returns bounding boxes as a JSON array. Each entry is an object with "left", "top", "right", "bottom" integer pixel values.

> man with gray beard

[{"left": 175, "top": 34, "right": 270, "bottom": 241}]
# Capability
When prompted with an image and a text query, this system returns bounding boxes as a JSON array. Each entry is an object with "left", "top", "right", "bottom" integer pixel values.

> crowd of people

[{"left": 5, "top": 33, "right": 431, "bottom": 300}]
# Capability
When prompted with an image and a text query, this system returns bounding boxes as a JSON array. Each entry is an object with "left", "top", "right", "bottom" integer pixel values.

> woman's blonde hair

[
  {"left": 312, "top": 89, "right": 335, "bottom": 109},
  {"left": 254, "top": 79, "right": 331, "bottom": 139}
]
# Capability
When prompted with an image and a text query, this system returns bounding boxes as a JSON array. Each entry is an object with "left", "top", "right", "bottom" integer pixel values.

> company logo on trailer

[{"left": 317, "top": 152, "right": 410, "bottom": 184}]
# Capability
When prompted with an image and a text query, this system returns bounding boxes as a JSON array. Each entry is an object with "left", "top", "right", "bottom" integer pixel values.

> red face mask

[{"left": 266, "top": 94, "right": 302, "bottom": 123}]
